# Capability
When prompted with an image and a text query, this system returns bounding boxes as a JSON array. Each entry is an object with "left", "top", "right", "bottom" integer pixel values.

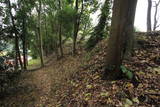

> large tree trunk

[
  {"left": 86, "top": 0, "right": 111, "bottom": 50},
  {"left": 147, "top": 0, "right": 152, "bottom": 32},
  {"left": 104, "top": 0, "right": 137, "bottom": 80},
  {"left": 38, "top": 0, "right": 44, "bottom": 67}
]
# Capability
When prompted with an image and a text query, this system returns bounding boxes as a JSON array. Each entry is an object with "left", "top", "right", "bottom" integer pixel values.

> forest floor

[
  {"left": 0, "top": 33, "right": 160, "bottom": 107},
  {"left": 0, "top": 51, "right": 85, "bottom": 107},
  {"left": 55, "top": 35, "right": 160, "bottom": 107}
]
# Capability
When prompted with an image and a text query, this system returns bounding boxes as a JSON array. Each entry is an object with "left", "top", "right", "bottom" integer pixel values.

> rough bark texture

[
  {"left": 104, "top": 0, "right": 137, "bottom": 80},
  {"left": 147, "top": 0, "right": 152, "bottom": 32}
]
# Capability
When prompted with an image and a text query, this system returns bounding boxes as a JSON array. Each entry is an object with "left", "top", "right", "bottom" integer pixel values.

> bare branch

[{"left": 156, "top": 24, "right": 160, "bottom": 28}]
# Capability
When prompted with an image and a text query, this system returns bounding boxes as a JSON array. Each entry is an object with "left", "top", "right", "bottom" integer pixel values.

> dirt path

[{"left": 0, "top": 55, "right": 84, "bottom": 107}]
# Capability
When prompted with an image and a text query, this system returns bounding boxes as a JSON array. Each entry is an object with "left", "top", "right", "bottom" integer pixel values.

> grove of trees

[
  {"left": 0, "top": 0, "right": 98, "bottom": 69},
  {"left": 1, "top": 0, "right": 160, "bottom": 106}
]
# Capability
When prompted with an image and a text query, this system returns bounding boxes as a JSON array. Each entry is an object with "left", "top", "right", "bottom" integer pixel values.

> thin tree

[
  {"left": 58, "top": 0, "right": 63, "bottom": 58},
  {"left": 22, "top": 15, "right": 27, "bottom": 70},
  {"left": 153, "top": 0, "right": 160, "bottom": 31},
  {"left": 147, "top": 0, "right": 152, "bottom": 32},
  {"left": 37, "top": 0, "right": 44, "bottom": 67},
  {"left": 7, "top": 0, "right": 23, "bottom": 70},
  {"left": 72, "top": 0, "right": 84, "bottom": 55},
  {"left": 104, "top": 0, "right": 137, "bottom": 79},
  {"left": 21, "top": 1, "right": 27, "bottom": 70}
]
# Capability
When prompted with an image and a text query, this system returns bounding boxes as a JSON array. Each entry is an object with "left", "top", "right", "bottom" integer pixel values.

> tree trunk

[
  {"left": 7, "top": 0, "right": 23, "bottom": 71},
  {"left": 55, "top": 42, "right": 59, "bottom": 60},
  {"left": 104, "top": 0, "right": 137, "bottom": 80},
  {"left": 38, "top": 0, "right": 44, "bottom": 67},
  {"left": 58, "top": 0, "right": 63, "bottom": 58},
  {"left": 58, "top": 23, "right": 63, "bottom": 57},
  {"left": 22, "top": 16, "right": 27, "bottom": 70},
  {"left": 153, "top": 0, "right": 160, "bottom": 31},
  {"left": 147, "top": 0, "right": 152, "bottom": 32},
  {"left": 14, "top": 34, "right": 19, "bottom": 71},
  {"left": 72, "top": 0, "right": 84, "bottom": 55},
  {"left": 72, "top": 0, "right": 79, "bottom": 55},
  {"left": 17, "top": 43, "right": 23, "bottom": 70}
]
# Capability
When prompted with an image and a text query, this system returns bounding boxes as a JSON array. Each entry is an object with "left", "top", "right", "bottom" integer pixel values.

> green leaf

[
  {"left": 84, "top": 93, "right": 92, "bottom": 101},
  {"left": 100, "top": 92, "right": 109, "bottom": 97},
  {"left": 85, "top": 93, "right": 92, "bottom": 97},
  {"left": 121, "top": 65, "right": 133, "bottom": 79},
  {"left": 125, "top": 98, "right": 133, "bottom": 105},
  {"left": 120, "top": 65, "right": 128, "bottom": 73},
  {"left": 132, "top": 97, "right": 139, "bottom": 104},
  {"left": 126, "top": 71, "right": 133, "bottom": 80},
  {"left": 86, "top": 85, "right": 92, "bottom": 89}
]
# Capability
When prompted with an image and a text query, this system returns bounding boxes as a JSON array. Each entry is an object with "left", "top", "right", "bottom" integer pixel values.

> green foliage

[
  {"left": 56, "top": 5, "right": 75, "bottom": 37},
  {"left": 84, "top": 52, "right": 92, "bottom": 61},
  {"left": 120, "top": 65, "right": 133, "bottom": 80},
  {"left": 66, "top": 0, "right": 74, "bottom": 4},
  {"left": 0, "top": 42, "right": 7, "bottom": 52},
  {"left": 0, "top": 0, "right": 100, "bottom": 65},
  {"left": 85, "top": 0, "right": 111, "bottom": 50},
  {"left": 28, "top": 58, "right": 40, "bottom": 66},
  {"left": 57, "top": 6, "right": 75, "bottom": 23}
]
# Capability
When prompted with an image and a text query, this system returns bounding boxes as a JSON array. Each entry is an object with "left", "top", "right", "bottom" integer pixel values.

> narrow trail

[{"left": 0, "top": 54, "right": 84, "bottom": 107}]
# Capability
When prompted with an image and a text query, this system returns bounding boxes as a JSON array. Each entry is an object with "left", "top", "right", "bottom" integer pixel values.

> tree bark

[
  {"left": 58, "top": 0, "right": 63, "bottom": 58},
  {"left": 22, "top": 16, "right": 27, "bottom": 70},
  {"left": 7, "top": 0, "right": 23, "bottom": 71},
  {"left": 147, "top": 0, "right": 152, "bottom": 32},
  {"left": 72, "top": 0, "right": 84, "bottom": 55},
  {"left": 44, "top": 15, "right": 49, "bottom": 57},
  {"left": 104, "top": 0, "right": 137, "bottom": 80},
  {"left": 38, "top": 0, "right": 44, "bottom": 67},
  {"left": 58, "top": 23, "right": 63, "bottom": 57},
  {"left": 153, "top": 0, "right": 160, "bottom": 31}
]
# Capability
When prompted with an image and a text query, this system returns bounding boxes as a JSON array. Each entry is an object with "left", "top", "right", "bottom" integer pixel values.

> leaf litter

[{"left": 0, "top": 33, "right": 160, "bottom": 107}]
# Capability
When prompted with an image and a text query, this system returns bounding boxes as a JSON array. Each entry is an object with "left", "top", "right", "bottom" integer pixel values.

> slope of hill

[
  {"left": 57, "top": 32, "right": 160, "bottom": 107},
  {"left": 0, "top": 32, "right": 159, "bottom": 107}
]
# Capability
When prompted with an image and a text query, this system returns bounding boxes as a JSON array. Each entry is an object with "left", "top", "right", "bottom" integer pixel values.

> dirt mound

[{"left": 58, "top": 33, "right": 160, "bottom": 107}]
